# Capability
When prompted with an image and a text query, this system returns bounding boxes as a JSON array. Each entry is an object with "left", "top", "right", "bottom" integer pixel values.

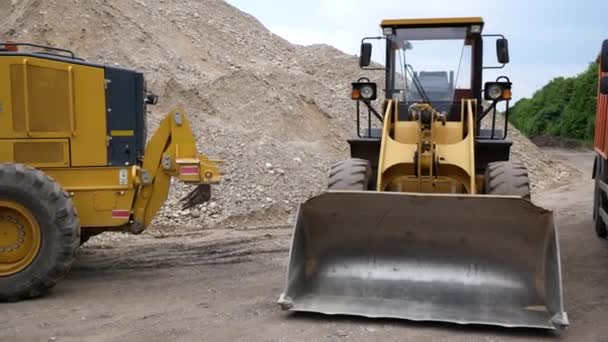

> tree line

[{"left": 509, "top": 61, "right": 599, "bottom": 142}]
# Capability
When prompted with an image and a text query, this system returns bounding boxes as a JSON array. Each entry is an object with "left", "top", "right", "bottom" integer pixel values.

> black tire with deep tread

[
  {"left": 0, "top": 163, "right": 80, "bottom": 301},
  {"left": 594, "top": 177, "right": 608, "bottom": 238},
  {"left": 328, "top": 158, "right": 372, "bottom": 191},
  {"left": 484, "top": 161, "right": 531, "bottom": 200}
]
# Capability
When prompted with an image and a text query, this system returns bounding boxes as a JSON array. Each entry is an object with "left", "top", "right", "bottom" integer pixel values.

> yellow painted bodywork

[
  {"left": 0, "top": 108, "right": 221, "bottom": 231},
  {"left": 110, "top": 130, "right": 134, "bottom": 137},
  {"left": 377, "top": 99, "right": 478, "bottom": 194},
  {"left": 380, "top": 17, "right": 484, "bottom": 27},
  {"left": 0, "top": 54, "right": 222, "bottom": 234},
  {"left": 0, "top": 55, "right": 108, "bottom": 166},
  {"left": 0, "top": 139, "right": 70, "bottom": 167},
  {"left": 45, "top": 167, "right": 137, "bottom": 227}
]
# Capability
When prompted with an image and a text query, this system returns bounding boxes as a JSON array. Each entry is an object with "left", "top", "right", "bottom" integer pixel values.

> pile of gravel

[{"left": 1, "top": 0, "right": 578, "bottom": 231}]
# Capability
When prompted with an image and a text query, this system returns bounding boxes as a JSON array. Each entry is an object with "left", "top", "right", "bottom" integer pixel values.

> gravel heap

[{"left": 2, "top": 0, "right": 578, "bottom": 230}]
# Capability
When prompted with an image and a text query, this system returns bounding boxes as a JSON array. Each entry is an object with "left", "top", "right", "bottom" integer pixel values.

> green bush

[{"left": 509, "top": 61, "right": 599, "bottom": 142}]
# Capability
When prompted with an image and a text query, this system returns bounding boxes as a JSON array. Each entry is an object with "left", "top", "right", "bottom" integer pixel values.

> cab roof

[{"left": 380, "top": 17, "right": 484, "bottom": 28}]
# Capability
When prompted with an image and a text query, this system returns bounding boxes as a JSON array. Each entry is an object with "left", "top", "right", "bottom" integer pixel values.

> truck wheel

[
  {"left": 328, "top": 158, "right": 372, "bottom": 191},
  {"left": 484, "top": 161, "right": 531, "bottom": 200},
  {"left": 594, "top": 177, "right": 608, "bottom": 238},
  {"left": 0, "top": 163, "right": 80, "bottom": 301}
]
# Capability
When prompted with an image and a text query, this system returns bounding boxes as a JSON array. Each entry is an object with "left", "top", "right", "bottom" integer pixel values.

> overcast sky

[{"left": 227, "top": 0, "right": 607, "bottom": 101}]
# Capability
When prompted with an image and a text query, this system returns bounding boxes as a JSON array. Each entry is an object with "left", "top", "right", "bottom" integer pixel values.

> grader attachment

[{"left": 278, "top": 191, "right": 568, "bottom": 329}]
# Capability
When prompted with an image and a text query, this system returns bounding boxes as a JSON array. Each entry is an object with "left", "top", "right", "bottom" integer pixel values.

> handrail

[
  {"left": 1, "top": 42, "right": 77, "bottom": 59},
  {"left": 465, "top": 99, "right": 476, "bottom": 194},
  {"left": 376, "top": 100, "right": 394, "bottom": 190}
]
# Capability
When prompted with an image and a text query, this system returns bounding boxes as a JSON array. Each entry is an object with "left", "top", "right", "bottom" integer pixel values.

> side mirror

[
  {"left": 601, "top": 39, "right": 608, "bottom": 73},
  {"left": 360, "top": 43, "right": 372, "bottom": 67},
  {"left": 497, "top": 38, "right": 510, "bottom": 64},
  {"left": 145, "top": 93, "right": 158, "bottom": 105},
  {"left": 601, "top": 77, "right": 608, "bottom": 95}
]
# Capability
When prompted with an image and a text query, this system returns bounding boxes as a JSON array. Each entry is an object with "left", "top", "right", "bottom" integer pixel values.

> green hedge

[{"left": 509, "top": 61, "right": 598, "bottom": 142}]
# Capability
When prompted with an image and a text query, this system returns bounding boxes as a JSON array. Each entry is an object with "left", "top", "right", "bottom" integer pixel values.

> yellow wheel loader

[
  {"left": 278, "top": 18, "right": 568, "bottom": 330},
  {"left": 0, "top": 42, "right": 221, "bottom": 301}
]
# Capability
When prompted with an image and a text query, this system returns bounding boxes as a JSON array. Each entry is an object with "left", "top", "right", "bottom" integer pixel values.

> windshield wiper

[{"left": 405, "top": 64, "right": 431, "bottom": 104}]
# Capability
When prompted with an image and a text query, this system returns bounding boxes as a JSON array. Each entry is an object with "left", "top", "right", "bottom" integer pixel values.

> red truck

[{"left": 592, "top": 39, "right": 608, "bottom": 237}]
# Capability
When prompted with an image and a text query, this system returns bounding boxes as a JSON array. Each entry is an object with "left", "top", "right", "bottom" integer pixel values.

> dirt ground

[{"left": 2, "top": 148, "right": 608, "bottom": 342}]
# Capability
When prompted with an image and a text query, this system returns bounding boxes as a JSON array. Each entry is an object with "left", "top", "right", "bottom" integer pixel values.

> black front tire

[
  {"left": 328, "top": 158, "right": 372, "bottom": 191},
  {"left": 0, "top": 163, "right": 80, "bottom": 301},
  {"left": 484, "top": 161, "right": 531, "bottom": 200}
]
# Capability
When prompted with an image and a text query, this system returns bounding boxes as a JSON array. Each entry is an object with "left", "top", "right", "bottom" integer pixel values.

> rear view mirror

[
  {"left": 602, "top": 39, "right": 608, "bottom": 73},
  {"left": 497, "top": 38, "right": 510, "bottom": 64},
  {"left": 601, "top": 77, "right": 608, "bottom": 95},
  {"left": 360, "top": 43, "right": 372, "bottom": 67},
  {"left": 145, "top": 92, "right": 158, "bottom": 105}
]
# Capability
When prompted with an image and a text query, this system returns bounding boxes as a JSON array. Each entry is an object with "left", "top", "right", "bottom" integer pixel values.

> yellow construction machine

[
  {"left": 278, "top": 17, "right": 568, "bottom": 329},
  {"left": 0, "top": 42, "right": 221, "bottom": 300}
]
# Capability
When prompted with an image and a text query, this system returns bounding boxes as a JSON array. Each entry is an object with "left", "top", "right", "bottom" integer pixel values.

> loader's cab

[{"left": 349, "top": 17, "right": 514, "bottom": 178}]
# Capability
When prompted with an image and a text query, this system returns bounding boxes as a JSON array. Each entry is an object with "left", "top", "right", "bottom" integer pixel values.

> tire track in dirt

[{"left": 76, "top": 225, "right": 292, "bottom": 271}]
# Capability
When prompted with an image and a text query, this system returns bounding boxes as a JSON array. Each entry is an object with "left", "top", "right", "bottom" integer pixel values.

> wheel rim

[{"left": 0, "top": 200, "right": 41, "bottom": 276}]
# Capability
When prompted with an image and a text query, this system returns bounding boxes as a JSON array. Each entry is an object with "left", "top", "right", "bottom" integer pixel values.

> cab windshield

[{"left": 388, "top": 27, "right": 472, "bottom": 115}]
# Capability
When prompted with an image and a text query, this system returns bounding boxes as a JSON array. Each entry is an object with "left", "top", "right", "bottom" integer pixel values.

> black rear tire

[
  {"left": 328, "top": 158, "right": 372, "bottom": 191},
  {"left": 594, "top": 177, "right": 608, "bottom": 238},
  {"left": 484, "top": 161, "right": 531, "bottom": 200},
  {"left": 0, "top": 163, "right": 80, "bottom": 301}
]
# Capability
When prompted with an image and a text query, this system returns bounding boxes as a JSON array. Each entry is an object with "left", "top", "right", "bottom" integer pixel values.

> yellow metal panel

[
  {"left": 41, "top": 167, "right": 137, "bottom": 227},
  {"left": 381, "top": 17, "right": 484, "bottom": 27},
  {"left": 72, "top": 190, "right": 136, "bottom": 227},
  {"left": 8, "top": 65, "right": 24, "bottom": 132},
  {"left": 13, "top": 140, "right": 68, "bottom": 166},
  {"left": 45, "top": 166, "right": 136, "bottom": 191},
  {"left": 377, "top": 100, "right": 477, "bottom": 194},
  {"left": 0, "top": 139, "right": 70, "bottom": 167},
  {"left": 3, "top": 57, "right": 73, "bottom": 138},
  {"left": 68, "top": 62, "right": 107, "bottom": 166},
  {"left": 394, "top": 121, "right": 419, "bottom": 144},
  {"left": 93, "top": 192, "right": 117, "bottom": 211},
  {"left": 10, "top": 63, "right": 71, "bottom": 133},
  {"left": 110, "top": 130, "right": 134, "bottom": 137},
  {"left": 433, "top": 122, "right": 464, "bottom": 145},
  {"left": 0, "top": 56, "right": 108, "bottom": 166}
]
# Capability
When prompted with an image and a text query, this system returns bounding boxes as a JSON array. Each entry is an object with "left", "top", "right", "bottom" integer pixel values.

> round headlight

[
  {"left": 488, "top": 84, "right": 503, "bottom": 100},
  {"left": 360, "top": 85, "right": 374, "bottom": 100}
]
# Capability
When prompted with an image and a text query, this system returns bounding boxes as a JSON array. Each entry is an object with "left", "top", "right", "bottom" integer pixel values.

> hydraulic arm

[{"left": 130, "top": 108, "right": 221, "bottom": 232}]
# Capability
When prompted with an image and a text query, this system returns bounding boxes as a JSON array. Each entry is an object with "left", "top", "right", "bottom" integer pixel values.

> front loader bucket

[{"left": 278, "top": 191, "right": 568, "bottom": 330}]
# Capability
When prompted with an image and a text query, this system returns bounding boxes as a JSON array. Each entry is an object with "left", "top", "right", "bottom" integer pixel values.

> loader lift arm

[{"left": 130, "top": 108, "right": 221, "bottom": 232}]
